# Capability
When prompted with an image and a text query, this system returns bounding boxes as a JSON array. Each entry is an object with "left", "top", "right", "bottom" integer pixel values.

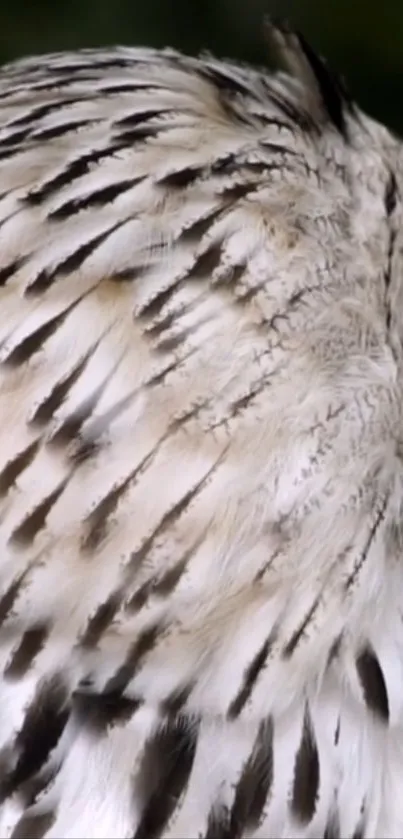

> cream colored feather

[{"left": 0, "top": 21, "right": 402, "bottom": 838}]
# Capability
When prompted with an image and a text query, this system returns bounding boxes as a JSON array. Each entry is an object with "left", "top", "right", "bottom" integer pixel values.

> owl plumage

[{"left": 0, "top": 21, "right": 402, "bottom": 838}]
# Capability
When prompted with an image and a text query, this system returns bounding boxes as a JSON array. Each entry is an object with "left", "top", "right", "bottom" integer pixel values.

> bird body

[{"left": 0, "top": 24, "right": 402, "bottom": 838}]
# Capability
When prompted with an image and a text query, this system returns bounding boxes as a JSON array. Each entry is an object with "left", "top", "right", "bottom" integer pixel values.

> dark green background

[{"left": 1, "top": 0, "right": 402, "bottom": 134}]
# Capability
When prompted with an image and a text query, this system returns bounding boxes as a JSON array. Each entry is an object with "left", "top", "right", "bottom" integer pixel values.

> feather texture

[{"left": 0, "top": 22, "right": 402, "bottom": 837}]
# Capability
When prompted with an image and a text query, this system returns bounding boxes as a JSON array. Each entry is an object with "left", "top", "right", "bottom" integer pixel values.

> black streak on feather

[
  {"left": 0, "top": 575, "right": 27, "bottom": 627},
  {"left": 114, "top": 108, "right": 169, "bottom": 128},
  {"left": 212, "top": 157, "right": 274, "bottom": 178},
  {"left": 133, "top": 715, "right": 199, "bottom": 839},
  {"left": 24, "top": 141, "right": 133, "bottom": 204},
  {"left": 385, "top": 170, "right": 398, "bottom": 216},
  {"left": 327, "top": 634, "right": 343, "bottom": 669},
  {"left": 128, "top": 551, "right": 192, "bottom": 612},
  {"left": 100, "top": 83, "right": 164, "bottom": 95},
  {"left": 356, "top": 647, "right": 389, "bottom": 722},
  {"left": 2, "top": 300, "right": 79, "bottom": 365},
  {"left": 112, "top": 263, "right": 150, "bottom": 283},
  {"left": 0, "top": 128, "right": 30, "bottom": 148},
  {"left": 324, "top": 808, "right": 341, "bottom": 839},
  {"left": 179, "top": 206, "right": 225, "bottom": 243},
  {"left": 0, "top": 257, "right": 25, "bottom": 286},
  {"left": 19, "top": 75, "right": 108, "bottom": 94},
  {"left": 334, "top": 717, "right": 341, "bottom": 746},
  {"left": 127, "top": 579, "right": 154, "bottom": 613},
  {"left": 291, "top": 705, "right": 320, "bottom": 824},
  {"left": 228, "top": 717, "right": 274, "bottom": 837},
  {"left": 80, "top": 593, "right": 122, "bottom": 648},
  {"left": 114, "top": 125, "right": 161, "bottom": 144},
  {"left": 126, "top": 457, "right": 224, "bottom": 576},
  {"left": 81, "top": 471, "right": 136, "bottom": 552},
  {"left": 103, "top": 623, "right": 163, "bottom": 696},
  {"left": 296, "top": 32, "right": 350, "bottom": 136},
  {"left": 227, "top": 378, "right": 270, "bottom": 417},
  {"left": 48, "top": 176, "right": 144, "bottom": 220},
  {"left": 344, "top": 494, "right": 389, "bottom": 591},
  {"left": 11, "top": 811, "right": 55, "bottom": 839},
  {"left": 137, "top": 281, "right": 181, "bottom": 321},
  {"left": 25, "top": 220, "right": 126, "bottom": 294},
  {"left": 352, "top": 823, "right": 365, "bottom": 839},
  {"left": 186, "top": 242, "right": 223, "bottom": 281},
  {"left": 197, "top": 65, "right": 260, "bottom": 100},
  {"left": 0, "top": 146, "right": 24, "bottom": 161},
  {"left": 81, "top": 435, "right": 171, "bottom": 552},
  {"left": 48, "top": 373, "right": 112, "bottom": 450},
  {"left": 7, "top": 97, "right": 88, "bottom": 128},
  {"left": 4, "top": 624, "right": 49, "bottom": 679},
  {"left": 161, "top": 683, "right": 194, "bottom": 716},
  {"left": 228, "top": 634, "right": 275, "bottom": 719},
  {"left": 9, "top": 479, "right": 68, "bottom": 546},
  {"left": 158, "top": 166, "right": 204, "bottom": 189},
  {"left": 0, "top": 439, "right": 40, "bottom": 495},
  {"left": 29, "top": 350, "right": 96, "bottom": 425},
  {"left": 46, "top": 58, "right": 134, "bottom": 74},
  {"left": 127, "top": 529, "right": 207, "bottom": 614},
  {"left": 205, "top": 804, "right": 232, "bottom": 839},
  {"left": 73, "top": 689, "right": 141, "bottom": 732},
  {"left": 2, "top": 676, "right": 68, "bottom": 798},
  {"left": 282, "top": 597, "right": 319, "bottom": 657},
  {"left": 30, "top": 119, "right": 98, "bottom": 142}
]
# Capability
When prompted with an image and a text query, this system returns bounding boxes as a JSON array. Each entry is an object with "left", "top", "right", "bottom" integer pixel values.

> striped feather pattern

[{"left": 0, "top": 22, "right": 402, "bottom": 837}]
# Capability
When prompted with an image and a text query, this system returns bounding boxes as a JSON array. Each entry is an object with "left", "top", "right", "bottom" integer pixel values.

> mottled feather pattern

[{"left": 0, "top": 22, "right": 402, "bottom": 838}]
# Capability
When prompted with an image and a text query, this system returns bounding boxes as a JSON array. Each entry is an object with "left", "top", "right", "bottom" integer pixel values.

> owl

[{"left": 0, "top": 18, "right": 402, "bottom": 838}]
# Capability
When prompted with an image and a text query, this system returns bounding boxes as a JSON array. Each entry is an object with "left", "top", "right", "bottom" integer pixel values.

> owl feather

[{"left": 0, "top": 21, "right": 402, "bottom": 838}]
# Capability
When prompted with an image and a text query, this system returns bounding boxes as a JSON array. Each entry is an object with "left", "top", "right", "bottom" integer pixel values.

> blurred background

[{"left": 0, "top": 0, "right": 402, "bottom": 133}]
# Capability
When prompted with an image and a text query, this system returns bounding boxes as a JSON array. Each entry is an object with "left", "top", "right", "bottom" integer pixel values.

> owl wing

[{"left": 0, "top": 24, "right": 401, "bottom": 839}]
